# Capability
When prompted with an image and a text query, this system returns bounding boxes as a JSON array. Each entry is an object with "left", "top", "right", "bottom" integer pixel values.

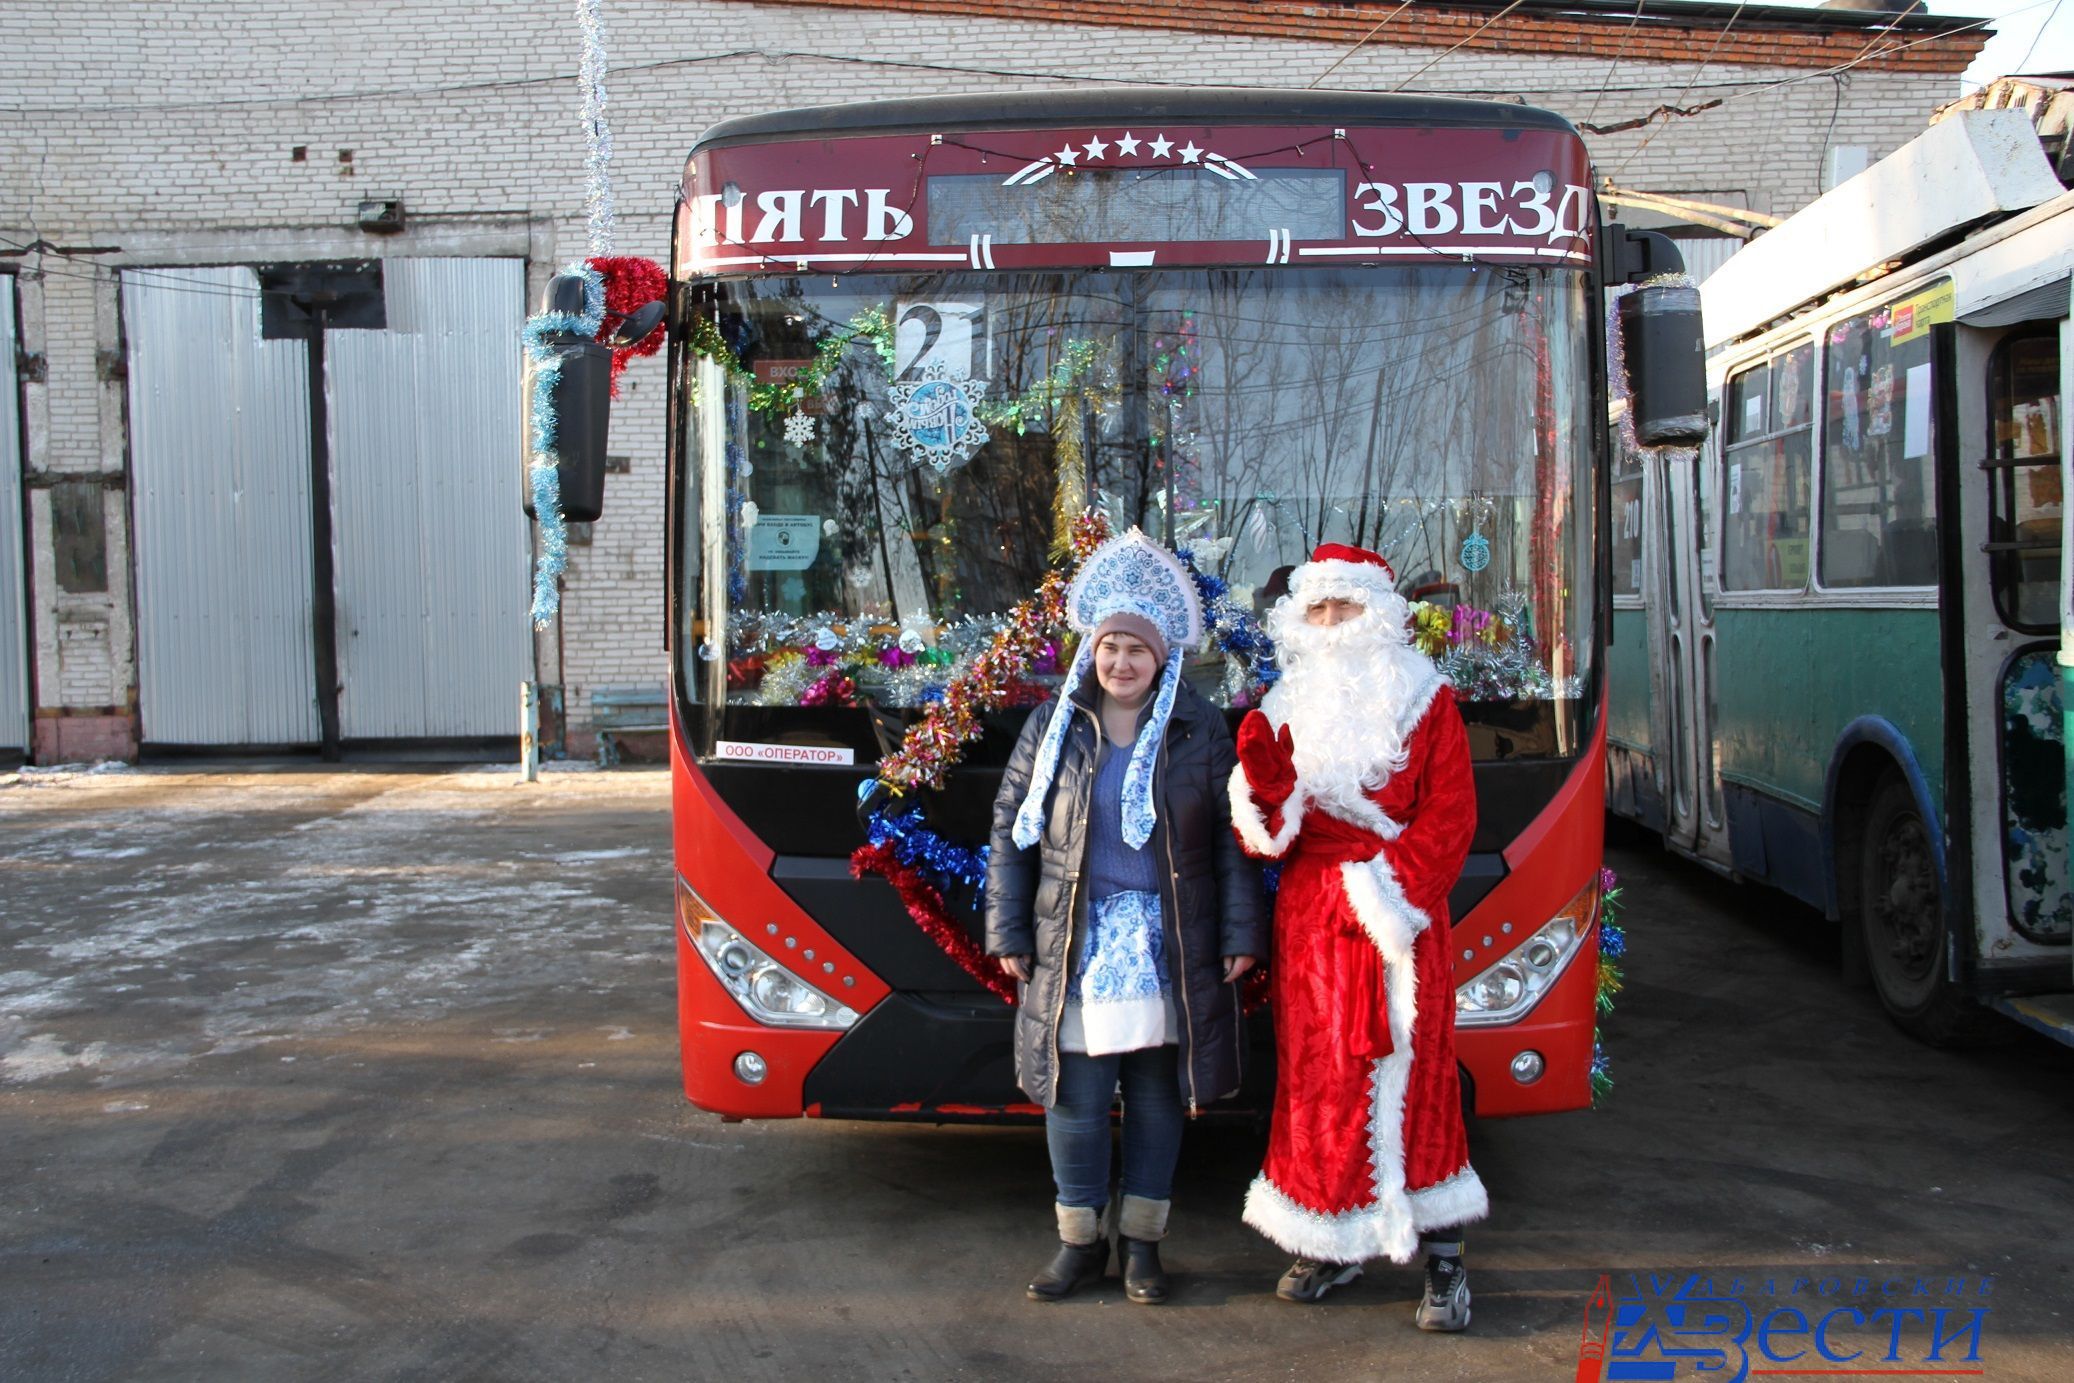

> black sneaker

[
  {"left": 1276, "top": 1257, "right": 1362, "bottom": 1302},
  {"left": 1415, "top": 1254, "right": 1471, "bottom": 1332}
]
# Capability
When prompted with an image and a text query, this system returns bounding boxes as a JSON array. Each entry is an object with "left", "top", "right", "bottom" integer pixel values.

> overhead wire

[
  {"left": 1390, "top": 0, "right": 1530, "bottom": 93},
  {"left": 2015, "top": 0, "right": 2065, "bottom": 72},
  {"left": 1610, "top": 1, "right": 1748, "bottom": 179},
  {"left": 1583, "top": 0, "right": 1649, "bottom": 128},
  {"left": 1307, "top": 0, "right": 1419, "bottom": 89}
]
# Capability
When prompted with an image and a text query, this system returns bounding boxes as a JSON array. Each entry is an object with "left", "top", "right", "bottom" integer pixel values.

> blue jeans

[{"left": 1046, "top": 1044, "right": 1184, "bottom": 1209}]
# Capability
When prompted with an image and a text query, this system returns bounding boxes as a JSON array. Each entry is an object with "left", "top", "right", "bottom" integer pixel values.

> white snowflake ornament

[
  {"left": 883, "top": 359, "right": 989, "bottom": 474},
  {"left": 782, "top": 411, "right": 816, "bottom": 447}
]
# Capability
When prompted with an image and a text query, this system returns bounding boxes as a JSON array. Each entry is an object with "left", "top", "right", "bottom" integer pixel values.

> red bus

[{"left": 654, "top": 89, "right": 1698, "bottom": 1123}]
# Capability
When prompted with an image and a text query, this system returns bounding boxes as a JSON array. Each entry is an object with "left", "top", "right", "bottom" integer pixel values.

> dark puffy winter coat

[{"left": 984, "top": 673, "right": 1268, "bottom": 1111}]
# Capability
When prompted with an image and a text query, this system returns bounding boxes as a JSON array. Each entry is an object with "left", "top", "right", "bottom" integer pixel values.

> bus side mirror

[
  {"left": 1620, "top": 278, "right": 1709, "bottom": 447},
  {"left": 523, "top": 270, "right": 613, "bottom": 524}
]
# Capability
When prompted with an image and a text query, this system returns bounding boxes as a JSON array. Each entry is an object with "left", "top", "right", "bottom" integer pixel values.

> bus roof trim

[{"left": 686, "top": 86, "right": 1579, "bottom": 157}]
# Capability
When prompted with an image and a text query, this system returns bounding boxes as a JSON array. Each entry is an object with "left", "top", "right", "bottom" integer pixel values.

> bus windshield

[{"left": 680, "top": 265, "right": 1597, "bottom": 761}]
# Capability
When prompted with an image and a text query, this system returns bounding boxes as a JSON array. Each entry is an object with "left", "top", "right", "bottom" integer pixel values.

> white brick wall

[{"left": 0, "top": 0, "right": 1967, "bottom": 744}]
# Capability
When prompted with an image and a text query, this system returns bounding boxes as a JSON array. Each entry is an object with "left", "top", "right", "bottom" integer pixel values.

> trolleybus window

[
  {"left": 1820, "top": 290, "right": 1941, "bottom": 589},
  {"left": 1611, "top": 445, "right": 1643, "bottom": 599},
  {"left": 1986, "top": 329, "right": 2062, "bottom": 631},
  {"left": 680, "top": 265, "right": 1597, "bottom": 758},
  {"left": 1721, "top": 342, "right": 1813, "bottom": 591}
]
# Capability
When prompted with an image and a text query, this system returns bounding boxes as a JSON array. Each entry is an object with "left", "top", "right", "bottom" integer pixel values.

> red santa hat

[{"left": 1285, "top": 542, "right": 1400, "bottom": 610}]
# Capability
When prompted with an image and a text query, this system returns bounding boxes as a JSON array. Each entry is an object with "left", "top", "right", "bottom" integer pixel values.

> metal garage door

[
  {"left": 0, "top": 283, "right": 27, "bottom": 752},
  {"left": 327, "top": 258, "right": 529, "bottom": 739},
  {"left": 125, "top": 266, "right": 320, "bottom": 745}
]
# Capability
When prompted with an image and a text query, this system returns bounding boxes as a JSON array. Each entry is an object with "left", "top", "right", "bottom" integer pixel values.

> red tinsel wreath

[
  {"left": 587, "top": 254, "right": 668, "bottom": 393},
  {"left": 851, "top": 841, "right": 1018, "bottom": 1007}
]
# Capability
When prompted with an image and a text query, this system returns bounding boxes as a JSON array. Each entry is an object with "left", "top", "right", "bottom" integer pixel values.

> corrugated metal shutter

[
  {"left": 327, "top": 258, "right": 529, "bottom": 739},
  {"left": 1675, "top": 236, "right": 1743, "bottom": 286},
  {"left": 0, "top": 283, "right": 27, "bottom": 751},
  {"left": 124, "top": 266, "right": 320, "bottom": 745}
]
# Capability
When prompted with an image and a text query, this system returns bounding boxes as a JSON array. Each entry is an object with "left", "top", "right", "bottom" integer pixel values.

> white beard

[{"left": 1262, "top": 592, "right": 1441, "bottom": 815}]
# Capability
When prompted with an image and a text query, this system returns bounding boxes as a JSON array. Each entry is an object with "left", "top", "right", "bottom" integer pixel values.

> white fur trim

[
  {"left": 1243, "top": 843, "right": 1481, "bottom": 1265},
  {"left": 1055, "top": 1203, "right": 1102, "bottom": 1245},
  {"left": 1297, "top": 776, "right": 1403, "bottom": 842},
  {"left": 1118, "top": 1194, "right": 1170, "bottom": 1242},
  {"left": 1339, "top": 854, "right": 1431, "bottom": 966},
  {"left": 1228, "top": 764, "right": 1305, "bottom": 859},
  {"left": 1288, "top": 558, "right": 1399, "bottom": 610},
  {"left": 1406, "top": 1167, "right": 1490, "bottom": 1233},
  {"left": 1243, "top": 1170, "right": 1418, "bottom": 1265}
]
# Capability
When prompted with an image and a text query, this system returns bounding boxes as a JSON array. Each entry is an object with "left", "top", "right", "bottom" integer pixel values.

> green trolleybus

[{"left": 1608, "top": 108, "right": 2074, "bottom": 1044}]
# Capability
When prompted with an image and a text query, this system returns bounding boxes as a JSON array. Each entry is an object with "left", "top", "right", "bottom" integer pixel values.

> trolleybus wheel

[{"left": 1856, "top": 776, "right": 1999, "bottom": 1047}]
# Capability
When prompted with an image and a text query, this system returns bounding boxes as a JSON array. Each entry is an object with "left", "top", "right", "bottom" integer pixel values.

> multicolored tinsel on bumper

[
  {"left": 1592, "top": 865, "right": 1628, "bottom": 1104},
  {"left": 520, "top": 263, "right": 604, "bottom": 628},
  {"left": 862, "top": 801, "right": 991, "bottom": 890},
  {"left": 851, "top": 841, "right": 1018, "bottom": 1006}
]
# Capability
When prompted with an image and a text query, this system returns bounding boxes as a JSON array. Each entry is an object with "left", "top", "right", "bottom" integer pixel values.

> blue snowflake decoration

[{"left": 884, "top": 359, "right": 990, "bottom": 474}]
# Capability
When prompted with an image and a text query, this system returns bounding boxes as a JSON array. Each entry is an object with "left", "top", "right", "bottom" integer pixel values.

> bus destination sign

[{"left": 678, "top": 124, "right": 1594, "bottom": 275}]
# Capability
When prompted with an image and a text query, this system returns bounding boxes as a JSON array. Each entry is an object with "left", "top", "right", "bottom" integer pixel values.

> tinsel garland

[
  {"left": 874, "top": 509, "right": 1112, "bottom": 793},
  {"left": 588, "top": 254, "right": 667, "bottom": 391},
  {"left": 852, "top": 841, "right": 1018, "bottom": 1005},
  {"left": 1177, "top": 545, "right": 1281, "bottom": 702},
  {"left": 861, "top": 802, "right": 990, "bottom": 890},
  {"left": 521, "top": 268, "right": 604, "bottom": 628},
  {"left": 575, "top": 0, "right": 615, "bottom": 255},
  {"left": 971, "top": 340, "right": 1116, "bottom": 559},
  {"left": 1410, "top": 588, "right": 1580, "bottom": 703},
  {"left": 1591, "top": 865, "right": 1628, "bottom": 1104},
  {"left": 687, "top": 307, "right": 898, "bottom": 416}
]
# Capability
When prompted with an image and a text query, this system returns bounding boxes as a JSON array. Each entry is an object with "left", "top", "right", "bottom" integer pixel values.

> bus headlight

[
  {"left": 1455, "top": 878, "right": 1596, "bottom": 1027},
  {"left": 679, "top": 879, "right": 859, "bottom": 1030}
]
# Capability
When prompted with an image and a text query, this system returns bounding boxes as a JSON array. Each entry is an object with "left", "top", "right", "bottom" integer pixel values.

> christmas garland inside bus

[{"left": 598, "top": 90, "right": 1706, "bottom": 1122}]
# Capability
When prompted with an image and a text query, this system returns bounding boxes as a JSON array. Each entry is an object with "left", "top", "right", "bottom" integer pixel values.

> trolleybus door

[
  {"left": 1954, "top": 302, "right": 2071, "bottom": 978},
  {"left": 1645, "top": 440, "right": 1730, "bottom": 866}
]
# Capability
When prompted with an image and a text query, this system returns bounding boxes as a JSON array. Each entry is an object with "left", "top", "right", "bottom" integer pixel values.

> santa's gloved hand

[{"left": 1236, "top": 711, "right": 1299, "bottom": 809}]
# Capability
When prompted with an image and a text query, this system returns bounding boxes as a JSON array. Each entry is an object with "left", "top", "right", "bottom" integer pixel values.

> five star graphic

[{"left": 1039, "top": 131, "right": 1235, "bottom": 172}]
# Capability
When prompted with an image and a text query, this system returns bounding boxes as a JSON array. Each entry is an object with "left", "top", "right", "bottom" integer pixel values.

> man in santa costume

[{"left": 1229, "top": 542, "right": 1485, "bottom": 1332}]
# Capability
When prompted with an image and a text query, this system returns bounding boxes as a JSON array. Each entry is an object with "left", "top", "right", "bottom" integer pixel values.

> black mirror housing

[
  {"left": 1619, "top": 281, "right": 1709, "bottom": 447},
  {"left": 523, "top": 272, "right": 613, "bottom": 524}
]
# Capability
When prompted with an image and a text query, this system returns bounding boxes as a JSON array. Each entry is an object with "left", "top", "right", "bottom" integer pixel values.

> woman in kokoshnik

[{"left": 985, "top": 529, "right": 1266, "bottom": 1305}]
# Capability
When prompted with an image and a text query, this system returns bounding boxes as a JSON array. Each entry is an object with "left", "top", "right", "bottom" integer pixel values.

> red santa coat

[{"left": 1230, "top": 677, "right": 1488, "bottom": 1265}]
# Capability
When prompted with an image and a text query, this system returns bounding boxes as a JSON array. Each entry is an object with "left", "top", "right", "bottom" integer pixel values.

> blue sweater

[{"left": 1085, "top": 734, "right": 1162, "bottom": 898}]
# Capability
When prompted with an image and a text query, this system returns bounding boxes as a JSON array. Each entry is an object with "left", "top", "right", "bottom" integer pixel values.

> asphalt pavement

[{"left": 2, "top": 764, "right": 2069, "bottom": 1382}]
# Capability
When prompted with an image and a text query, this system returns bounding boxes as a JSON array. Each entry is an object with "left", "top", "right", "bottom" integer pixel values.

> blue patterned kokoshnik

[{"left": 1013, "top": 529, "right": 1205, "bottom": 853}]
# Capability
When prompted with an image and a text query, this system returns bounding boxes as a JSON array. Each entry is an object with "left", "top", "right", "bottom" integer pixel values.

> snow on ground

[{"left": 0, "top": 768, "right": 671, "bottom": 1086}]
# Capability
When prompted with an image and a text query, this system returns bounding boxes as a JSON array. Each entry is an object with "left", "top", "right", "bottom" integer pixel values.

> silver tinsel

[{"left": 575, "top": 0, "right": 615, "bottom": 255}]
